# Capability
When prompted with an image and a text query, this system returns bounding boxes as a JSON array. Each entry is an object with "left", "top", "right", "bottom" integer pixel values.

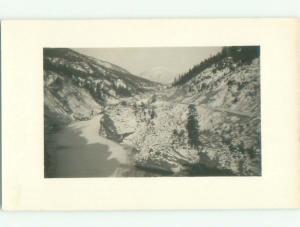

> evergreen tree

[
  {"left": 172, "top": 46, "right": 260, "bottom": 86},
  {"left": 186, "top": 104, "right": 201, "bottom": 149}
]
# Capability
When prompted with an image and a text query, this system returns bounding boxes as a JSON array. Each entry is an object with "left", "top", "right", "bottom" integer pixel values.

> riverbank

[{"left": 45, "top": 116, "right": 131, "bottom": 177}]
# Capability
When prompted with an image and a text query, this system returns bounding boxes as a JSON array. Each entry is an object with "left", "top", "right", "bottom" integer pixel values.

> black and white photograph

[{"left": 44, "top": 46, "right": 261, "bottom": 178}]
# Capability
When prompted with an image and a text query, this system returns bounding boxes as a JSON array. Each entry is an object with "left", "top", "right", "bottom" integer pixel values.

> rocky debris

[{"left": 98, "top": 58, "right": 261, "bottom": 176}]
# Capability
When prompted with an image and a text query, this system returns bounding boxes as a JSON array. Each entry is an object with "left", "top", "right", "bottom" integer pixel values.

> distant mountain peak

[{"left": 139, "top": 66, "right": 177, "bottom": 84}]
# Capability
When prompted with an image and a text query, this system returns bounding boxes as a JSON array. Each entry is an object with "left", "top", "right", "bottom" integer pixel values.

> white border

[{"left": 2, "top": 19, "right": 300, "bottom": 210}]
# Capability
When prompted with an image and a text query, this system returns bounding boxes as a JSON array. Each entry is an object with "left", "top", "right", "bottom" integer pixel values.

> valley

[{"left": 44, "top": 47, "right": 261, "bottom": 177}]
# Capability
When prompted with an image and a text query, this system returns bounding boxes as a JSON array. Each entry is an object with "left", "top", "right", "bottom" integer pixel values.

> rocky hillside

[
  {"left": 99, "top": 47, "right": 261, "bottom": 176},
  {"left": 44, "top": 48, "right": 158, "bottom": 133},
  {"left": 44, "top": 47, "right": 261, "bottom": 176}
]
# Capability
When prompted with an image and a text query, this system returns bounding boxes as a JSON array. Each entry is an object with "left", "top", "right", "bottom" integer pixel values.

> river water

[{"left": 45, "top": 116, "right": 163, "bottom": 177}]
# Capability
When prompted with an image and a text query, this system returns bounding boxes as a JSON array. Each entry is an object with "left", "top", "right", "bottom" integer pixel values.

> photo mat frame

[{"left": 2, "top": 19, "right": 300, "bottom": 210}]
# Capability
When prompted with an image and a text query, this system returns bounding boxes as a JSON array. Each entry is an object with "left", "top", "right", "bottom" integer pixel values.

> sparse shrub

[{"left": 120, "top": 100, "right": 127, "bottom": 106}]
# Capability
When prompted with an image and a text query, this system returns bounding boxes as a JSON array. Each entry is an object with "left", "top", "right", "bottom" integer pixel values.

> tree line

[{"left": 172, "top": 46, "right": 260, "bottom": 86}]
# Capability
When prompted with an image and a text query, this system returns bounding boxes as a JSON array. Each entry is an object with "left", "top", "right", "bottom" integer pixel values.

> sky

[{"left": 74, "top": 47, "right": 222, "bottom": 77}]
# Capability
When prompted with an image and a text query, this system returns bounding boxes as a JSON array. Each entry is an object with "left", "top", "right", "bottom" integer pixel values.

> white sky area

[{"left": 74, "top": 47, "right": 222, "bottom": 77}]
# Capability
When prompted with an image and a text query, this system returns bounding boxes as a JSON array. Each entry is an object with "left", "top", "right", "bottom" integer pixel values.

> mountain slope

[
  {"left": 44, "top": 48, "right": 158, "bottom": 121},
  {"left": 45, "top": 47, "right": 261, "bottom": 176},
  {"left": 44, "top": 48, "right": 160, "bottom": 137},
  {"left": 139, "top": 67, "right": 177, "bottom": 84},
  {"left": 99, "top": 48, "right": 261, "bottom": 176}
]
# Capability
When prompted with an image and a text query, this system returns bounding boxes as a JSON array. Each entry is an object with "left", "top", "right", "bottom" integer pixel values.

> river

[{"left": 45, "top": 116, "right": 154, "bottom": 177}]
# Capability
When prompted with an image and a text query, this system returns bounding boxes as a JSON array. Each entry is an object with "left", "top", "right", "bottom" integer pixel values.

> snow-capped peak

[{"left": 139, "top": 67, "right": 177, "bottom": 84}]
